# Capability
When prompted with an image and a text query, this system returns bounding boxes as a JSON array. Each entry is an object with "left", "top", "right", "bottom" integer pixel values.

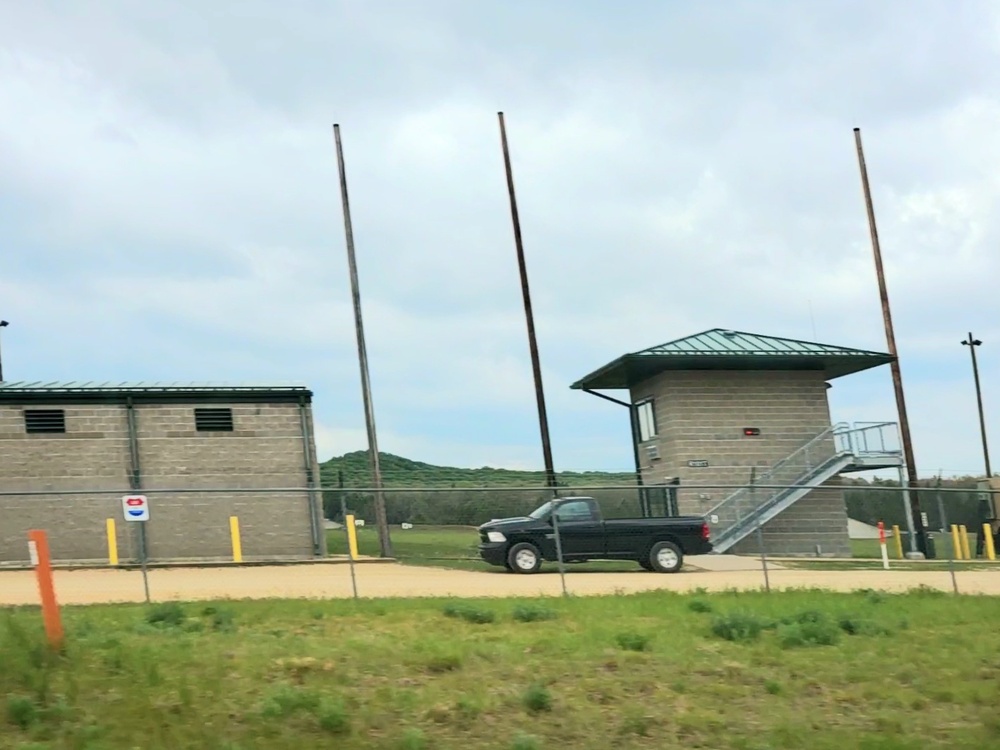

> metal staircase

[{"left": 706, "top": 422, "right": 902, "bottom": 553}]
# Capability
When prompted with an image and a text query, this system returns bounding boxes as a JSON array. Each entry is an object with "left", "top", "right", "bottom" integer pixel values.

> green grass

[{"left": 3, "top": 590, "right": 1000, "bottom": 748}]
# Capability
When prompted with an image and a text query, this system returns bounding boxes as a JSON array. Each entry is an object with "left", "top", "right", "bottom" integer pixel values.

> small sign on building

[
  {"left": 687, "top": 460, "right": 709, "bottom": 468},
  {"left": 122, "top": 494, "right": 150, "bottom": 522}
]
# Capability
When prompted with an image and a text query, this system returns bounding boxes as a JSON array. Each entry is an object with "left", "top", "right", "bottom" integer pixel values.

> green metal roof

[
  {"left": 571, "top": 328, "right": 894, "bottom": 390},
  {"left": 0, "top": 381, "right": 312, "bottom": 405}
]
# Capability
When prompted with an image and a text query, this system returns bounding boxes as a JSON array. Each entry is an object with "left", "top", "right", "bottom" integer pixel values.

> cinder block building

[
  {"left": 0, "top": 382, "right": 325, "bottom": 565},
  {"left": 572, "top": 329, "right": 903, "bottom": 556}
]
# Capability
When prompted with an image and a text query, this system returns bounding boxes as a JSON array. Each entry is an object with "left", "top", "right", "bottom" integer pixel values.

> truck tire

[
  {"left": 648, "top": 541, "right": 683, "bottom": 573},
  {"left": 507, "top": 542, "right": 542, "bottom": 574},
  {"left": 638, "top": 559, "right": 654, "bottom": 571}
]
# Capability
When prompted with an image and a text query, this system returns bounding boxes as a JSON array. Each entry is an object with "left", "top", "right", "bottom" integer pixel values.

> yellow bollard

[
  {"left": 959, "top": 525, "right": 971, "bottom": 560},
  {"left": 229, "top": 516, "right": 243, "bottom": 563},
  {"left": 106, "top": 518, "right": 119, "bottom": 566},
  {"left": 984, "top": 524, "right": 996, "bottom": 561},
  {"left": 891, "top": 524, "right": 903, "bottom": 559},
  {"left": 345, "top": 515, "right": 360, "bottom": 559},
  {"left": 951, "top": 525, "right": 963, "bottom": 559}
]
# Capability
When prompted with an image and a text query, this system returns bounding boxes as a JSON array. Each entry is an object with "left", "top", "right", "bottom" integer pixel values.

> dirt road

[{"left": 2, "top": 560, "right": 997, "bottom": 606}]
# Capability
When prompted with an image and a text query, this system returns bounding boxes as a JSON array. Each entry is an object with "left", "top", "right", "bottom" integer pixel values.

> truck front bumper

[{"left": 478, "top": 542, "right": 508, "bottom": 567}]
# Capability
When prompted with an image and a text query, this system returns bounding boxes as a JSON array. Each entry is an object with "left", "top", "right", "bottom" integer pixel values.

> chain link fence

[{"left": 1, "top": 482, "right": 997, "bottom": 602}]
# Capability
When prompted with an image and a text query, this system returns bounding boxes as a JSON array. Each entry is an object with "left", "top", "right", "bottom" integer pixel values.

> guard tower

[{"left": 571, "top": 328, "right": 904, "bottom": 556}]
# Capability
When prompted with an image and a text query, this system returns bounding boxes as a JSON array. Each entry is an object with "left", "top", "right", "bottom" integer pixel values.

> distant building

[
  {"left": 572, "top": 328, "right": 903, "bottom": 557},
  {"left": 0, "top": 382, "right": 324, "bottom": 565}
]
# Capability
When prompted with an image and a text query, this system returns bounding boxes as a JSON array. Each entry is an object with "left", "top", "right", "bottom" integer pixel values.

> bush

[
  {"left": 778, "top": 618, "right": 840, "bottom": 649},
  {"left": 512, "top": 605, "right": 558, "bottom": 623},
  {"left": 615, "top": 632, "right": 653, "bottom": 652},
  {"left": 261, "top": 686, "right": 321, "bottom": 718},
  {"left": 523, "top": 684, "right": 552, "bottom": 713},
  {"left": 442, "top": 603, "right": 496, "bottom": 624},
  {"left": 710, "top": 612, "right": 766, "bottom": 643},
  {"left": 511, "top": 734, "right": 542, "bottom": 750},
  {"left": 838, "top": 616, "right": 891, "bottom": 637},
  {"left": 6, "top": 695, "right": 38, "bottom": 729},
  {"left": 145, "top": 602, "right": 185, "bottom": 627},
  {"left": 688, "top": 599, "right": 713, "bottom": 613},
  {"left": 318, "top": 700, "right": 350, "bottom": 734}
]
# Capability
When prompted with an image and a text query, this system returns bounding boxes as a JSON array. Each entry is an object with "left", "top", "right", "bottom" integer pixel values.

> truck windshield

[{"left": 528, "top": 501, "right": 553, "bottom": 519}]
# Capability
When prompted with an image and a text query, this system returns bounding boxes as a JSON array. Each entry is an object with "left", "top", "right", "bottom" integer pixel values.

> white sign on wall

[{"left": 122, "top": 494, "right": 150, "bottom": 522}]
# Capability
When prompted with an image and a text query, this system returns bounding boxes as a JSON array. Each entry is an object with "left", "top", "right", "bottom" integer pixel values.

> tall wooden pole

[
  {"left": 853, "top": 127, "right": 927, "bottom": 556},
  {"left": 497, "top": 112, "right": 557, "bottom": 490},
  {"left": 332, "top": 123, "right": 392, "bottom": 558}
]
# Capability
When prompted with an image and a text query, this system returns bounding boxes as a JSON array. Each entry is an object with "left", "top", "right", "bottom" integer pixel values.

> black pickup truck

[{"left": 477, "top": 496, "right": 712, "bottom": 574}]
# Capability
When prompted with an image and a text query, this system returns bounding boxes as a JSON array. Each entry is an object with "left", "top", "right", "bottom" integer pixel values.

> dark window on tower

[
  {"left": 194, "top": 408, "right": 234, "bottom": 432},
  {"left": 24, "top": 409, "right": 67, "bottom": 434}
]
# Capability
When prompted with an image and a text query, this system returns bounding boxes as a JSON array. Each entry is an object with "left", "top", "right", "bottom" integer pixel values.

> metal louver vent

[
  {"left": 194, "top": 408, "right": 234, "bottom": 432},
  {"left": 24, "top": 409, "right": 66, "bottom": 434}
]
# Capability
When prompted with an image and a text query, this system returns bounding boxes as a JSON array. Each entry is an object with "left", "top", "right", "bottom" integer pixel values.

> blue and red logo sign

[{"left": 121, "top": 495, "right": 150, "bottom": 521}]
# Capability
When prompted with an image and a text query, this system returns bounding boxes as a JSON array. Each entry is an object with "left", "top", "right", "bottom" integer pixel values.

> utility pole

[
  {"left": 497, "top": 111, "right": 558, "bottom": 491},
  {"left": 853, "top": 127, "right": 927, "bottom": 557},
  {"left": 0, "top": 320, "right": 8, "bottom": 381},
  {"left": 332, "top": 123, "right": 393, "bottom": 558},
  {"left": 962, "top": 333, "right": 996, "bottom": 524}
]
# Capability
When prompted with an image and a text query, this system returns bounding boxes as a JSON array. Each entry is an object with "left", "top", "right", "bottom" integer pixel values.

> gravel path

[{"left": 2, "top": 561, "right": 998, "bottom": 606}]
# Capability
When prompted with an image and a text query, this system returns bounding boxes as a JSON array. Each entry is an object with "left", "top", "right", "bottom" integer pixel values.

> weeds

[
  {"left": 512, "top": 605, "right": 558, "bottom": 623},
  {"left": 317, "top": 699, "right": 350, "bottom": 734},
  {"left": 523, "top": 684, "right": 553, "bottom": 713},
  {"left": 261, "top": 685, "right": 321, "bottom": 718},
  {"left": 399, "top": 727, "right": 427, "bottom": 749},
  {"left": 615, "top": 632, "right": 653, "bottom": 652},
  {"left": 511, "top": 733, "right": 542, "bottom": 750},
  {"left": 688, "top": 599, "right": 713, "bottom": 613},
  {"left": 442, "top": 603, "right": 496, "bottom": 624},
  {"left": 710, "top": 612, "right": 767, "bottom": 643},
  {"left": 778, "top": 618, "right": 840, "bottom": 649},
  {"left": 145, "top": 602, "right": 186, "bottom": 627},
  {"left": 6, "top": 694, "right": 38, "bottom": 729}
]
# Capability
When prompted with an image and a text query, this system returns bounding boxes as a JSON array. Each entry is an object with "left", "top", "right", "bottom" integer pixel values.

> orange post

[{"left": 27, "top": 530, "right": 64, "bottom": 650}]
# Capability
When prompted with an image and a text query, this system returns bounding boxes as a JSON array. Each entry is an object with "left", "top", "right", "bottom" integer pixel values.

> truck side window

[{"left": 555, "top": 501, "right": 594, "bottom": 522}]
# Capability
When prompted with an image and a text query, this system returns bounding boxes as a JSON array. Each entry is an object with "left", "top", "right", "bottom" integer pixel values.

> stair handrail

[
  {"left": 711, "top": 452, "right": 852, "bottom": 548},
  {"left": 704, "top": 422, "right": 850, "bottom": 519}
]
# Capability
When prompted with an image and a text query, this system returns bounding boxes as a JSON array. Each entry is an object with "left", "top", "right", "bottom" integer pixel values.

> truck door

[{"left": 552, "top": 499, "right": 605, "bottom": 558}]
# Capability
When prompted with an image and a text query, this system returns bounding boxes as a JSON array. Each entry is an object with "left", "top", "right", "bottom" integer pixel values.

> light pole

[
  {"left": 962, "top": 333, "right": 995, "bottom": 557},
  {"left": 0, "top": 320, "right": 8, "bottom": 382},
  {"left": 962, "top": 333, "right": 992, "bottom": 480}
]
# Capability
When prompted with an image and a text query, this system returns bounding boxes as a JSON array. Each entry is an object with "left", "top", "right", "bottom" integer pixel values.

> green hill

[{"left": 320, "top": 451, "right": 635, "bottom": 489}]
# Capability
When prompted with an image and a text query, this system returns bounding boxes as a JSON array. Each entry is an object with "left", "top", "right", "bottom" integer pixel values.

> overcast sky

[{"left": 1, "top": 0, "right": 997, "bottom": 478}]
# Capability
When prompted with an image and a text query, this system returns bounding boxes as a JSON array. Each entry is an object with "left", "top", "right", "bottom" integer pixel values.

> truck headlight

[{"left": 486, "top": 531, "right": 507, "bottom": 543}]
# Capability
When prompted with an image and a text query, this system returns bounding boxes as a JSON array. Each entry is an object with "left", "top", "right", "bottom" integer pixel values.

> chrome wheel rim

[
  {"left": 515, "top": 549, "right": 537, "bottom": 570},
  {"left": 656, "top": 547, "right": 679, "bottom": 569}
]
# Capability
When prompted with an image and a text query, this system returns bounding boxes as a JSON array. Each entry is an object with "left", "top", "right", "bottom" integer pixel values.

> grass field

[
  {"left": 3, "top": 589, "right": 1000, "bottom": 749},
  {"left": 327, "top": 525, "right": 993, "bottom": 572}
]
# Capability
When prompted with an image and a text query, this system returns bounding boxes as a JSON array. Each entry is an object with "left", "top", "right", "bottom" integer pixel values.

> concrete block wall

[
  {"left": 729, "top": 480, "right": 851, "bottom": 557},
  {"left": 0, "top": 400, "right": 320, "bottom": 564},
  {"left": 630, "top": 370, "right": 836, "bottom": 510},
  {"left": 628, "top": 369, "right": 850, "bottom": 556}
]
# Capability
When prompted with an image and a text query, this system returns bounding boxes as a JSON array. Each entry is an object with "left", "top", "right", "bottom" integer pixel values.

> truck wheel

[
  {"left": 638, "top": 559, "right": 654, "bottom": 571},
  {"left": 507, "top": 542, "right": 542, "bottom": 574},
  {"left": 648, "top": 541, "right": 683, "bottom": 573}
]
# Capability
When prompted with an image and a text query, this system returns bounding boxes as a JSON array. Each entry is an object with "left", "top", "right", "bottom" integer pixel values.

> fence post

[
  {"left": 340, "top": 496, "right": 359, "bottom": 600},
  {"left": 551, "top": 504, "right": 568, "bottom": 597},
  {"left": 936, "top": 489, "right": 959, "bottom": 594},
  {"left": 877, "top": 521, "right": 889, "bottom": 570}
]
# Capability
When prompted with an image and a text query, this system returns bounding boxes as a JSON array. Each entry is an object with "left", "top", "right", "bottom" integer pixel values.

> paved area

[{"left": 2, "top": 561, "right": 998, "bottom": 606}]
